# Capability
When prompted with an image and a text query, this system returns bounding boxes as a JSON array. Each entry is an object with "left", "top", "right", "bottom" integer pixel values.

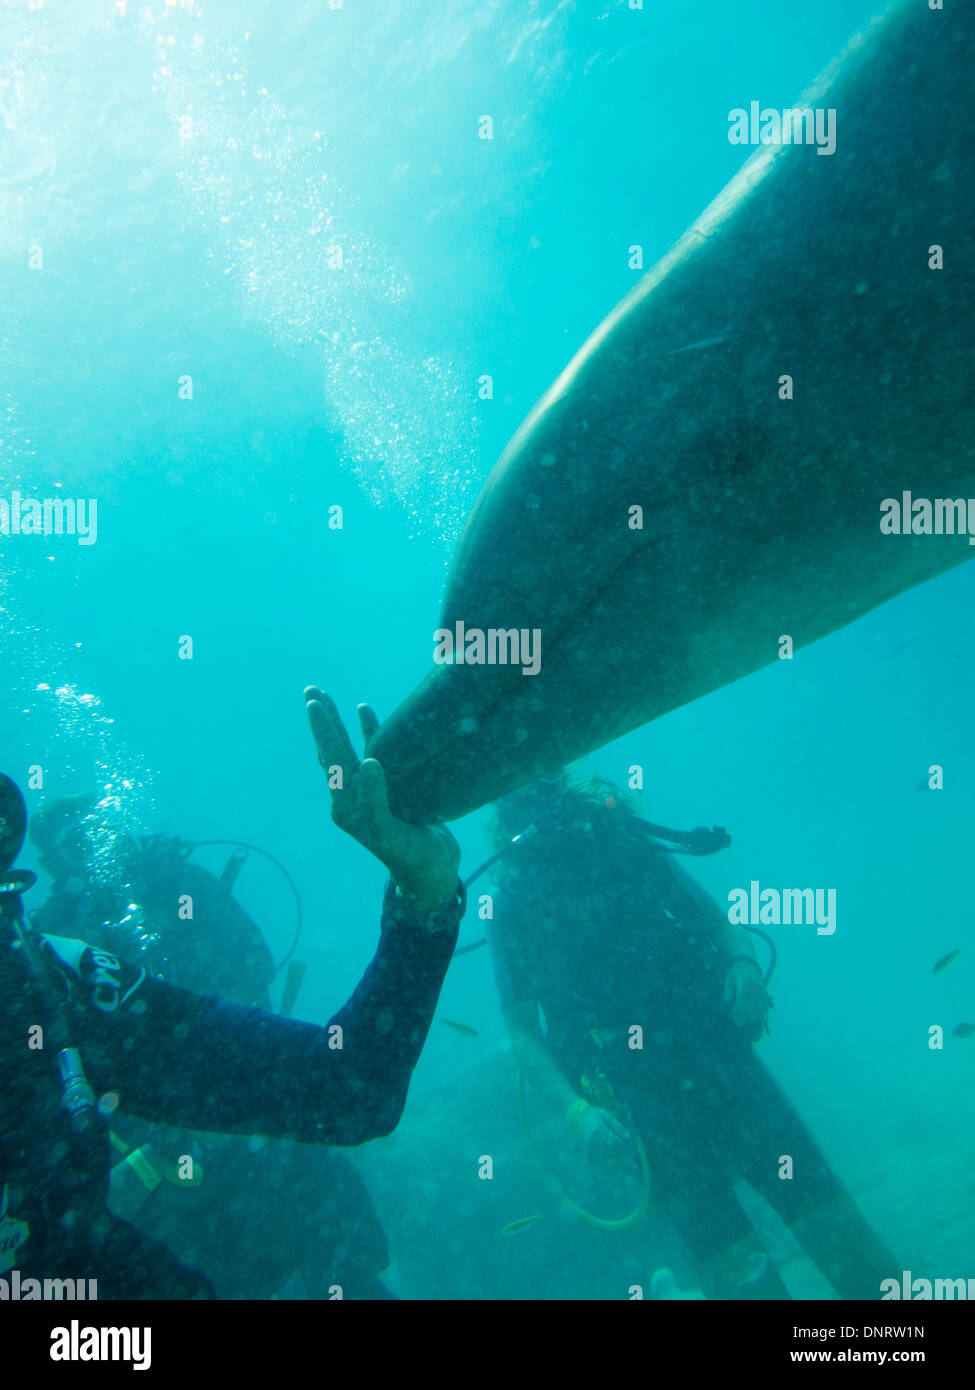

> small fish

[
  {"left": 933, "top": 950, "right": 961, "bottom": 974},
  {"left": 953, "top": 1023, "right": 975, "bottom": 1039},
  {"left": 735, "top": 1251, "right": 770, "bottom": 1290},
  {"left": 501, "top": 1214, "right": 545, "bottom": 1235},
  {"left": 440, "top": 1019, "right": 479, "bottom": 1038}
]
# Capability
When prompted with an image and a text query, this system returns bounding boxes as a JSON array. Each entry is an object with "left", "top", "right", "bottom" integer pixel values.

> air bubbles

[{"left": 146, "top": 7, "right": 479, "bottom": 540}]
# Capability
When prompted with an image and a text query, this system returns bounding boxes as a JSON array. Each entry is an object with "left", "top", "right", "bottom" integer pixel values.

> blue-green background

[{"left": 2, "top": 0, "right": 972, "bottom": 1298}]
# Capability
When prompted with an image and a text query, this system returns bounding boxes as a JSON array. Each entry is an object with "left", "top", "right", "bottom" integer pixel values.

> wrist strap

[{"left": 392, "top": 879, "right": 465, "bottom": 933}]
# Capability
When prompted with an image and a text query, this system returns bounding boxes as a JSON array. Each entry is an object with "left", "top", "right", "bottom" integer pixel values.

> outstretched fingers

[
  {"left": 357, "top": 703, "right": 380, "bottom": 745},
  {"left": 305, "top": 688, "right": 361, "bottom": 775}
]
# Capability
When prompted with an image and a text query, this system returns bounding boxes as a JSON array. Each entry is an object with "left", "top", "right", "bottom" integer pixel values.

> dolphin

[{"left": 370, "top": 0, "right": 975, "bottom": 824}]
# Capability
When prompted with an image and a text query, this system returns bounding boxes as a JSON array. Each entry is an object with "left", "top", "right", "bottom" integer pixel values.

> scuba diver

[
  {"left": 484, "top": 771, "right": 899, "bottom": 1300},
  {"left": 28, "top": 795, "right": 277, "bottom": 1010},
  {"left": 95, "top": 842, "right": 395, "bottom": 1301},
  {"left": 29, "top": 783, "right": 396, "bottom": 1298},
  {"left": 108, "top": 1119, "right": 393, "bottom": 1301},
  {"left": 0, "top": 690, "right": 463, "bottom": 1299}
]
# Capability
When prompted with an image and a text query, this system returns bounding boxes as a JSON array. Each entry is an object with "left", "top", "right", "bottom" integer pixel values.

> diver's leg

[
  {"left": 646, "top": 1146, "right": 791, "bottom": 1300},
  {"left": 97, "top": 1216, "right": 216, "bottom": 1298},
  {"left": 615, "top": 1033, "right": 792, "bottom": 1299},
  {"left": 785, "top": 1196, "right": 899, "bottom": 1301},
  {"left": 725, "top": 1053, "right": 899, "bottom": 1300},
  {"left": 628, "top": 1083, "right": 792, "bottom": 1299},
  {"left": 336, "top": 1268, "right": 398, "bottom": 1300}
]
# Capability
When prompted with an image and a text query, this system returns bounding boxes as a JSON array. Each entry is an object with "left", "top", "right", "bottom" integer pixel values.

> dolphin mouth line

[{"left": 376, "top": 527, "right": 681, "bottom": 806}]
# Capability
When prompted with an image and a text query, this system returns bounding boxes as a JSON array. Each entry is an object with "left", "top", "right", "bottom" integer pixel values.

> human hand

[
  {"left": 723, "top": 958, "right": 770, "bottom": 1034},
  {"left": 304, "top": 688, "right": 460, "bottom": 913},
  {"left": 566, "top": 1100, "right": 632, "bottom": 1168}
]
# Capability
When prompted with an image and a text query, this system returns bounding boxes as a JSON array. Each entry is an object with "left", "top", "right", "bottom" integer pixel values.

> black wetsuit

[
  {"left": 110, "top": 1127, "right": 393, "bottom": 1300},
  {"left": 488, "top": 815, "right": 895, "bottom": 1299},
  {"left": 1, "top": 881, "right": 463, "bottom": 1299}
]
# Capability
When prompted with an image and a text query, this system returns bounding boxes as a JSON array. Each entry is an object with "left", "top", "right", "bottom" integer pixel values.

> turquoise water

[{"left": 2, "top": 0, "right": 973, "bottom": 1300}]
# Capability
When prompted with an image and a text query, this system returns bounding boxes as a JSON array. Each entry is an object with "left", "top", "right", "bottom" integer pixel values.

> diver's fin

[{"left": 650, "top": 1268, "right": 706, "bottom": 1301}]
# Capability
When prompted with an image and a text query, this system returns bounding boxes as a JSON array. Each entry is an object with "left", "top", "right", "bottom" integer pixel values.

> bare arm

[
  {"left": 502, "top": 998, "right": 578, "bottom": 1114},
  {"left": 501, "top": 998, "right": 630, "bottom": 1155}
]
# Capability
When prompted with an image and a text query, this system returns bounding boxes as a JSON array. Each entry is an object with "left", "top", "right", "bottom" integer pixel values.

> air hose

[
  {"left": 517, "top": 1071, "right": 651, "bottom": 1232},
  {"left": 182, "top": 839, "right": 303, "bottom": 976}
]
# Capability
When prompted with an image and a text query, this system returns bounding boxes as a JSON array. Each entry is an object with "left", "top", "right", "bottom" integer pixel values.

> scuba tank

[
  {"left": 454, "top": 800, "right": 775, "bottom": 981},
  {"left": 136, "top": 835, "right": 304, "bottom": 979},
  {"left": 74, "top": 832, "right": 305, "bottom": 1013}
]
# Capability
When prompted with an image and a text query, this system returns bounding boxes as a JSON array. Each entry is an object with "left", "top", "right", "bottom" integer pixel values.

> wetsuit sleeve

[
  {"left": 486, "top": 884, "right": 539, "bottom": 1010},
  {"left": 57, "top": 880, "right": 463, "bottom": 1146}
]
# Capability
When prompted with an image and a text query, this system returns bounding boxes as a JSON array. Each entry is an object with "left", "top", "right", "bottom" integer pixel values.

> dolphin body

[{"left": 370, "top": 1, "right": 975, "bottom": 824}]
